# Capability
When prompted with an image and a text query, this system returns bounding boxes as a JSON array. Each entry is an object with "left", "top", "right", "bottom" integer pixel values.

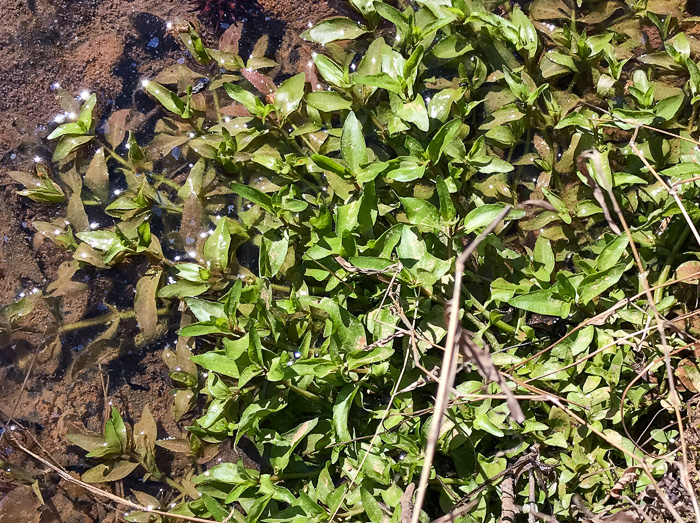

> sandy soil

[{"left": 0, "top": 0, "right": 342, "bottom": 520}]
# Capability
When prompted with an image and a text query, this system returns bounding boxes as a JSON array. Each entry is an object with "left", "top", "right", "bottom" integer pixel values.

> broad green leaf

[
  {"left": 463, "top": 204, "right": 525, "bottom": 234},
  {"left": 341, "top": 112, "right": 367, "bottom": 173},
  {"left": 224, "top": 82, "right": 264, "bottom": 116},
  {"left": 306, "top": 91, "right": 353, "bottom": 112},
  {"left": 509, "top": 288, "right": 571, "bottom": 318},
  {"left": 305, "top": 17, "right": 367, "bottom": 44},
  {"left": 354, "top": 73, "right": 404, "bottom": 94},
  {"left": 53, "top": 135, "right": 93, "bottom": 161},
  {"left": 533, "top": 235, "right": 555, "bottom": 280},
  {"left": 578, "top": 264, "right": 625, "bottom": 305},
  {"left": 275, "top": 72, "right": 306, "bottom": 121},
  {"left": 427, "top": 119, "right": 461, "bottom": 164},
  {"left": 597, "top": 235, "right": 628, "bottom": 271},
  {"left": 269, "top": 418, "right": 319, "bottom": 473},
  {"left": 313, "top": 55, "right": 350, "bottom": 88},
  {"left": 191, "top": 351, "right": 239, "bottom": 378},
  {"left": 386, "top": 157, "right": 426, "bottom": 182},
  {"left": 185, "top": 297, "right": 225, "bottom": 322},
  {"left": 333, "top": 384, "right": 359, "bottom": 442},
  {"left": 360, "top": 487, "right": 385, "bottom": 523},
  {"left": 260, "top": 230, "right": 289, "bottom": 278},
  {"left": 203, "top": 218, "right": 232, "bottom": 271},
  {"left": 143, "top": 80, "right": 186, "bottom": 116},
  {"left": 399, "top": 197, "right": 441, "bottom": 231},
  {"left": 47, "top": 122, "right": 86, "bottom": 140},
  {"left": 374, "top": 1, "right": 409, "bottom": 37},
  {"left": 230, "top": 182, "right": 273, "bottom": 212}
]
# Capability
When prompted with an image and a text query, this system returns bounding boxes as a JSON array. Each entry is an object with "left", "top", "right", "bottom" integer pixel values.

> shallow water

[{"left": 0, "top": 0, "right": 341, "bottom": 519}]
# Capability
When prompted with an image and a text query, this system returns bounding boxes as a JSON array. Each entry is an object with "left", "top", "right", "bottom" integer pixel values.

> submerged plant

[{"left": 7, "top": 0, "right": 700, "bottom": 521}]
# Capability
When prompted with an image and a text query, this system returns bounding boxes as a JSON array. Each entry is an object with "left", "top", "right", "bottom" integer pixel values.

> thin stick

[
  {"left": 546, "top": 397, "right": 686, "bottom": 523},
  {"left": 629, "top": 128, "right": 700, "bottom": 248},
  {"left": 328, "top": 267, "right": 404, "bottom": 521},
  {"left": 410, "top": 205, "right": 512, "bottom": 523},
  {"left": 528, "top": 469, "right": 536, "bottom": 523},
  {"left": 627, "top": 131, "right": 700, "bottom": 523},
  {"left": 9, "top": 434, "right": 216, "bottom": 523},
  {"left": 510, "top": 269, "right": 700, "bottom": 372}
]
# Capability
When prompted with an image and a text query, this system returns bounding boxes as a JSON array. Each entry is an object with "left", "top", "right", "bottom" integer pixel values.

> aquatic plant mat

[{"left": 3, "top": 0, "right": 700, "bottom": 521}]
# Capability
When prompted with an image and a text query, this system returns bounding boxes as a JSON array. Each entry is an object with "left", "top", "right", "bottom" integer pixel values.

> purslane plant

[{"left": 7, "top": 0, "right": 700, "bottom": 521}]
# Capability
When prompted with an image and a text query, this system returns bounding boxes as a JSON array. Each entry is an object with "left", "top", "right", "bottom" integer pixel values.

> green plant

[{"left": 8, "top": 1, "right": 700, "bottom": 522}]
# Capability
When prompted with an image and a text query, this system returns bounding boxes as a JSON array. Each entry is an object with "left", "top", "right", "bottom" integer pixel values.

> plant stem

[
  {"left": 653, "top": 226, "right": 690, "bottom": 303},
  {"left": 688, "top": 103, "right": 699, "bottom": 135},
  {"left": 283, "top": 381, "right": 332, "bottom": 410},
  {"left": 58, "top": 307, "right": 171, "bottom": 334}
]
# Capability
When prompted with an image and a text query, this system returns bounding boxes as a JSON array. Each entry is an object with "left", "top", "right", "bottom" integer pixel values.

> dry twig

[{"left": 411, "top": 205, "right": 515, "bottom": 523}]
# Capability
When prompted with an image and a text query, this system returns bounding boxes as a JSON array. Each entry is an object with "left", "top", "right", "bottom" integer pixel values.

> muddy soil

[{"left": 0, "top": 0, "right": 343, "bottom": 520}]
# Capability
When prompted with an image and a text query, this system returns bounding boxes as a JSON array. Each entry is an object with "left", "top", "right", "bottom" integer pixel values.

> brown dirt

[{"left": 0, "top": 0, "right": 343, "bottom": 520}]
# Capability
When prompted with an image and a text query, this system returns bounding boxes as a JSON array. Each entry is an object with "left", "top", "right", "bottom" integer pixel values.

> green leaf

[
  {"left": 78, "top": 93, "right": 97, "bottom": 130},
  {"left": 533, "top": 235, "right": 555, "bottom": 280},
  {"left": 306, "top": 91, "right": 353, "bottom": 112},
  {"left": 191, "top": 352, "right": 239, "bottom": 378},
  {"left": 463, "top": 204, "right": 524, "bottom": 234},
  {"left": 544, "top": 432, "right": 568, "bottom": 448},
  {"left": 260, "top": 230, "right": 289, "bottom": 278},
  {"left": 436, "top": 176, "right": 456, "bottom": 223},
  {"left": 203, "top": 218, "right": 231, "bottom": 271},
  {"left": 333, "top": 384, "right": 359, "bottom": 442},
  {"left": 399, "top": 197, "right": 441, "bottom": 231},
  {"left": 53, "top": 135, "right": 93, "bottom": 161},
  {"left": 386, "top": 157, "right": 427, "bottom": 182},
  {"left": 578, "top": 264, "right": 625, "bottom": 305},
  {"left": 202, "top": 494, "right": 229, "bottom": 521},
  {"left": 396, "top": 95, "right": 429, "bottom": 132},
  {"left": 269, "top": 418, "right": 319, "bottom": 473},
  {"left": 360, "top": 487, "right": 385, "bottom": 523},
  {"left": 47, "top": 122, "right": 86, "bottom": 140},
  {"left": 305, "top": 17, "right": 367, "bottom": 44},
  {"left": 374, "top": 1, "right": 409, "bottom": 37},
  {"left": 185, "top": 297, "right": 225, "bottom": 322},
  {"left": 275, "top": 72, "right": 306, "bottom": 121},
  {"left": 230, "top": 182, "right": 273, "bottom": 213},
  {"left": 236, "top": 395, "right": 286, "bottom": 445},
  {"left": 143, "top": 80, "right": 187, "bottom": 116},
  {"left": 341, "top": 112, "right": 367, "bottom": 174},
  {"left": 654, "top": 94, "right": 684, "bottom": 121},
  {"left": 474, "top": 412, "right": 505, "bottom": 437},
  {"left": 313, "top": 55, "right": 350, "bottom": 88},
  {"left": 597, "top": 235, "right": 628, "bottom": 271},
  {"left": 312, "top": 154, "right": 350, "bottom": 177},
  {"left": 158, "top": 280, "right": 209, "bottom": 298},
  {"left": 355, "top": 73, "right": 404, "bottom": 95},
  {"left": 427, "top": 119, "right": 461, "bottom": 164},
  {"left": 509, "top": 288, "right": 571, "bottom": 318},
  {"left": 224, "top": 82, "right": 264, "bottom": 117}
]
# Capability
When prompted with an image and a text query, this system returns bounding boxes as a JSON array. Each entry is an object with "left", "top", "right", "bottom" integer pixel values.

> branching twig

[
  {"left": 9, "top": 434, "right": 216, "bottom": 523},
  {"left": 411, "top": 205, "right": 513, "bottom": 523}
]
